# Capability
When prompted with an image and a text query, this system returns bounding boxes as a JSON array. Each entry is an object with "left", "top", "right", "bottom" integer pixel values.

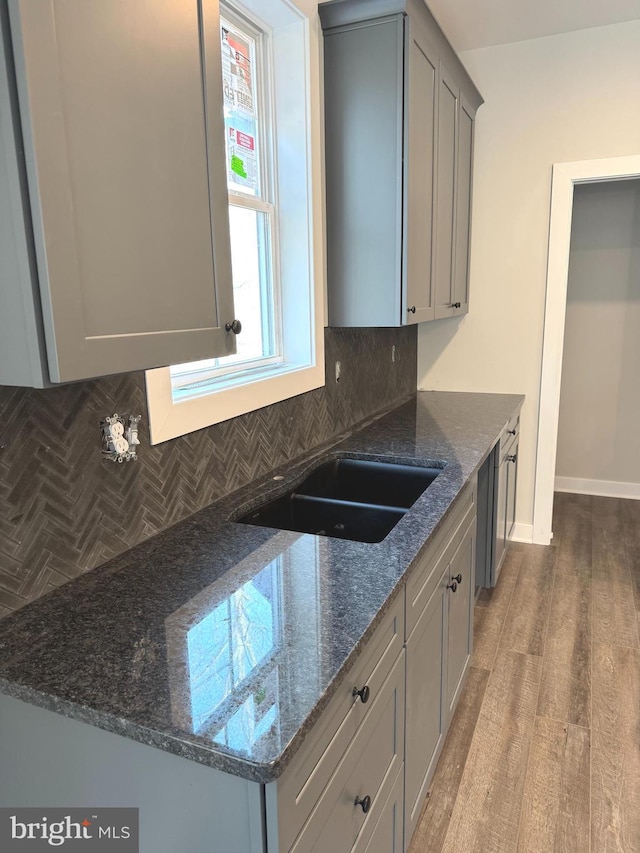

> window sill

[{"left": 145, "top": 357, "right": 325, "bottom": 444}]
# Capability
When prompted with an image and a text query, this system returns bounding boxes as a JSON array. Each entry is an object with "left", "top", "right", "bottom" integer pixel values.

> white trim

[
  {"left": 533, "top": 154, "right": 640, "bottom": 545},
  {"left": 511, "top": 523, "right": 534, "bottom": 544},
  {"left": 228, "top": 194, "right": 274, "bottom": 214},
  {"left": 146, "top": 361, "right": 324, "bottom": 443},
  {"left": 145, "top": 0, "right": 326, "bottom": 444},
  {"left": 555, "top": 477, "right": 640, "bottom": 501}
]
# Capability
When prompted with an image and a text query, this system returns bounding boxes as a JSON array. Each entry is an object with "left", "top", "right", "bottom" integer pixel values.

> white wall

[
  {"left": 417, "top": 20, "right": 640, "bottom": 534},
  {"left": 555, "top": 180, "right": 640, "bottom": 495}
]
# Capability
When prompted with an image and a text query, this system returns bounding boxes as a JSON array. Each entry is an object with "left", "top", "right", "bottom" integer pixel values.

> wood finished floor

[{"left": 409, "top": 492, "right": 640, "bottom": 853}]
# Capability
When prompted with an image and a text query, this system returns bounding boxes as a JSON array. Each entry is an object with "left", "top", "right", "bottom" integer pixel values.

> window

[
  {"left": 172, "top": 10, "right": 280, "bottom": 399},
  {"left": 145, "top": 0, "right": 325, "bottom": 444}
]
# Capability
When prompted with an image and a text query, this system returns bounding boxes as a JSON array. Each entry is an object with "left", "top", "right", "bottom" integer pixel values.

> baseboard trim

[
  {"left": 511, "top": 522, "right": 534, "bottom": 544},
  {"left": 554, "top": 477, "right": 640, "bottom": 500}
]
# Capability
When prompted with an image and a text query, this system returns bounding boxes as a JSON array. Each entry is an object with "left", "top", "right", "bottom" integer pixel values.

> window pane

[
  {"left": 221, "top": 205, "right": 276, "bottom": 365},
  {"left": 170, "top": 205, "right": 277, "bottom": 393},
  {"left": 221, "top": 19, "right": 260, "bottom": 196}
]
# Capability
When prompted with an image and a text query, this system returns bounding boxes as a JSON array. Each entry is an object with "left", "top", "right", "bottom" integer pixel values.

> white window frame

[{"left": 145, "top": 0, "right": 325, "bottom": 444}]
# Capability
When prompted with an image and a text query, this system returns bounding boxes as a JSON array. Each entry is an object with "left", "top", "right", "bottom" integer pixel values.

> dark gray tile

[{"left": 0, "top": 327, "right": 417, "bottom": 615}]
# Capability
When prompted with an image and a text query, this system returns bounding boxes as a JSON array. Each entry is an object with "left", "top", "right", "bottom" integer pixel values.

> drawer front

[
  {"left": 506, "top": 412, "right": 520, "bottom": 436},
  {"left": 291, "top": 650, "right": 405, "bottom": 853},
  {"left": 405, "top": 481, "right": 475, "bottom": 639},
  {"left": 353, "top": 764, "right": 404, "bottom": 853},
  {"left": 498, "top": 414, "right": 519, "bottom": 463},
  {"left": 275, "top": 595, "right": 405, "bottom": 852}
]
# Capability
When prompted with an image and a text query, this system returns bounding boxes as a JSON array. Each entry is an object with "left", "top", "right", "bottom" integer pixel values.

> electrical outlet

[
  {"left": 335, "top": 360, "right": 342, "bottom": 383},
  {"left": 391, "top": 345, "right": 396, "bottom": 363},
  {"left": 100, "top": 413, "right": 141, "bottom": 463}
]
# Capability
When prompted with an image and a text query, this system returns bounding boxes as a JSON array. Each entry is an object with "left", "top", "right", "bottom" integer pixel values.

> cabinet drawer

[
  {"left": 290, "top": 650, "right": 405, "bottom": 853},
  {"left": 352, "top": 764, "right": 404, "bottom": 853},
  {"left": 498, "top": 414, "right": 519, "bottom": 463},
  {"left": 405, "top": 481, "right": 475, "bottom": 639},
  {"left": 274, "top": 595, "right": 404, "bottom": 852}
]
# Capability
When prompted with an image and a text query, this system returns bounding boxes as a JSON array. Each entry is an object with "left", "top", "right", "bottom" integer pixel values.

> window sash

[{"left": 171, "top": 4, "right": 283, "bottom": 402}]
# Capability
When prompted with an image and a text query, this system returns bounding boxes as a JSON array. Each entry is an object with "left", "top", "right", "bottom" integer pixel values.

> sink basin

[
  {"left": 235, "top": 458, "right": 445, "bottom": 543},
  {"left": 294, "top": 458, "right": 442, "bottom": 507}
]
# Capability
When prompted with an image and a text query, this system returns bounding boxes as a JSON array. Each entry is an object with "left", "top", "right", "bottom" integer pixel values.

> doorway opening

[{"left": 533, "top": 155, "right": 640, "bottom": 545}]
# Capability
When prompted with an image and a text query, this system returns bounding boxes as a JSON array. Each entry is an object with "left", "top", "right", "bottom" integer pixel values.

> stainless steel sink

[{"left": 235, "top": 458, "right": 446, "bottom": 543}]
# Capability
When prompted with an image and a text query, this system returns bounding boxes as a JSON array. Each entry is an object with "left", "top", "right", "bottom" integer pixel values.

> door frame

[{"left": 532, "top": 154, "right": 640, "bottom": 545}]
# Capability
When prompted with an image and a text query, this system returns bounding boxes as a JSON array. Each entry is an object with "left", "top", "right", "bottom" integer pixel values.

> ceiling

[{"left": 425, "top": 0, "right": 640, "bottom": 52}]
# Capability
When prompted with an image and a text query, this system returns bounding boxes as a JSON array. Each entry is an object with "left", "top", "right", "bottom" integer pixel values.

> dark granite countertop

[{"left": 0, "top": 391, "right": 523, "bottom": 783}]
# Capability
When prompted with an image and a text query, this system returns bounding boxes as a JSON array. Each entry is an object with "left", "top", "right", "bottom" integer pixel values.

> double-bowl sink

[{"left": 236, "top": 456, "right": 446, "bottom": 543}]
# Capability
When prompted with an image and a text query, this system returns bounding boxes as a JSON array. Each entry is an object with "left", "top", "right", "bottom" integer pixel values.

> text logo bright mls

[{"left": 0, "top": 809, "right": 138, "bottom": 851}]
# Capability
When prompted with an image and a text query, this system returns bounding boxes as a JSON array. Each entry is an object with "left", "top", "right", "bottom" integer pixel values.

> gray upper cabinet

[
  {"left": 435, "top": 77, "right": 475, "bottom": 319},
  {"left": 453, "top": 95, "right": 475, "bottom": 315},
  {"left": 0, "top": 0, "right": 236, "bottom": 387},
  {"left": 433, "top": 65, "right": 458, "bottom": 319},
  {"left": 319, "top": 0, "right": 482, "bottom": 328},
  {"left": 404, "top": 13, "right": 437, "bottom": 323}
]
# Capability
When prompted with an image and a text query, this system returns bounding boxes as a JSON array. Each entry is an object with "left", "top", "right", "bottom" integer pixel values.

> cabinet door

[
  {"left": 445, "top": 517, "right": 475, "bottom": 717},
  {"left": 356, "top": 767, "right": 404, "bottom": 853},
  {"left": 494, "top": 455, "right": 507, "bottom": 580},
  {"left": 433, "top": 66, "right": 458, "bottom": 319},
  {"left": 403, "top": 16, "right": 436, "bottom": 324},
  {"left": 8, "top": 0, "right": 235, "bottom": 382},
  {"left": 506, "top": 440, "right": 518, "bottom": 544},
  {"left": 404, "top": 569, "right": 447, "bottom": 842},
  {"left": 452, "top": 95, "right": 474, "bottom": 316},
  {"left": 323, "top": 15, "right": 404, "bottom": 328}
]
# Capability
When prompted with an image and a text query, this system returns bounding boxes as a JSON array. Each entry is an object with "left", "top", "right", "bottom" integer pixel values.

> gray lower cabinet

[
  {"left": 404, "top": 565, "right": 448, "bottom": 836},
  {"left": 476, "top": 414, "right": 520, "bottom": 587},
  {"left": 505, "top": 436, "right": 519, "bottom": 545},
  {"left": 268, "top": 597, "right": 406, "bottom": 853},
  {"left": 288, "top": 652, "right": 405, "bottom": 853},
  {"left": 0, "top": 0, "right": 236, "bottom": 387},
  {"left": 494, "top": 429, "right": 519, "bottom": 579},
  {"left": 319, "top": 0, "right": 482, "bottom": 329},
  {"left": 444, "top": 516, "right": 475, "bottom": 716},
  {"left": 0, "top": 693, "right": 266, "bottom": 853},
  {"left": 404, "top": 482, "right": 476, "bottom": 846},
  {"left": 0, "top": 483, "right": 478, "bottom": 853},
  {"left": 354, "top": 766, "right": 404, "bottom": 853},
  {"left": 271, "top": 484, "right": 477, "bottom": 853},
  {"left": 495, "top": 414, "right": 519, "bottom": 583}
]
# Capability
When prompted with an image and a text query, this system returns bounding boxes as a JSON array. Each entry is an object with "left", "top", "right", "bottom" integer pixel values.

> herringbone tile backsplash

[{"left": 0, "top": 327, "right": 416, "bottom": 617}]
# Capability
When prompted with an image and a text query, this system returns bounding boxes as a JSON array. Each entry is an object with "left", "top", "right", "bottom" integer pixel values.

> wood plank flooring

[{"left": 409, "top": 492, "right": 640, "bottom": 853}]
